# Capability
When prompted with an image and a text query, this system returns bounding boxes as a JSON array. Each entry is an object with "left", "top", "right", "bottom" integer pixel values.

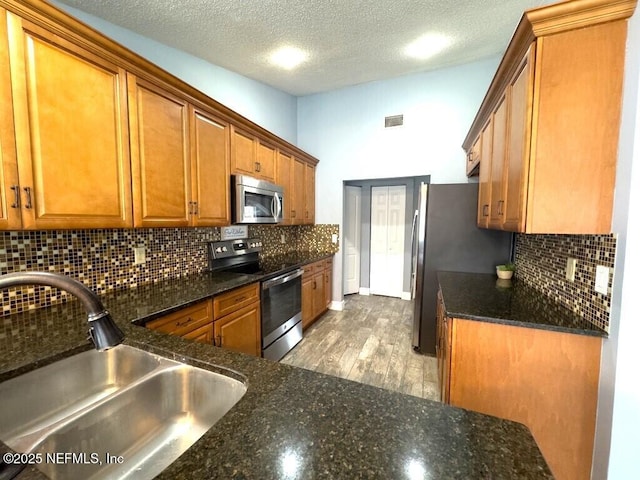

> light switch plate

[
  {"left": 566, "top": 258, "right": 577, "bottom": 282},
  {"left": 595, "top": 265, "right": 609, "bottom": 294},
  {"left": 331, "top": 234, "right": 338, "bottom": 244},
  {"left": 134, "top": 246, "right": 146, "bottom": 265}
]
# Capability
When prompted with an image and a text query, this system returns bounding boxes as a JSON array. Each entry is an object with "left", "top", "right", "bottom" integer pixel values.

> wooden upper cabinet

[
  {"left": 465, "top": 135, "right": 481, "bottom": 176},
  {"left": 0, "top": 8, "right": 21, "bottom": 230},
  {"left": 291, "top": 157, "right": 305, "bottom": 224},
  {"left": 476, "top": 119, "right": 493, "bottom": 228},
  {"left": 230, "top": 126, "right": 276, "bottom": 182},
  {"left": 304, "top": 163, "right": 315, "bottom": 224},
  {"left": 128, "top": 75, "right": 190, "bottom": 227},
  {"left": 488, "top": 95, "right": 507, "bottom": 228},
  {"left": 6, "top": 13, "right": 132, "bottom": 229},
  {"left": 276, "top": 150, "right": 292, "bottom": 224},
  {"left": 190, "top": 107, "right": 231, "bottom": 226},
  {"left": 463, "top": 1, "right": 635, "bottom": 234},
  {"left": 256, "top": 141, "right": 276, "bottom": 182},
  {"left": 503, "top": 48, "right": 534, "bottom": 232}
]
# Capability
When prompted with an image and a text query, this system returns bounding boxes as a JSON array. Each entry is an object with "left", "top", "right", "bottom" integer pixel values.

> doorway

[
  {"left": 370, "top": 186, "right": 406, "bottom": 297},
  {"left": 343, "top": 186, "right": 362, "bottom": 295}
]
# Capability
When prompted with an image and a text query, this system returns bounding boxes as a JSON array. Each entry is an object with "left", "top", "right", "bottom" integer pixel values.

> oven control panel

[{"left": 208, "top": 238, "right": 262, "bottom": 259}]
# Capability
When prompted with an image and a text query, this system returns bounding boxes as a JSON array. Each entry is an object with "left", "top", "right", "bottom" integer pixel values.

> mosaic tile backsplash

[
  {"left": 0, "top": 225, "right": 339, "bottom": 316},
  {"left": 514, "top": 234, "right": 616, "bottom": 332}
]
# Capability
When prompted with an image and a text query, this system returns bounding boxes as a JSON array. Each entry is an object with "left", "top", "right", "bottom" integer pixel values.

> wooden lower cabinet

[
  {"left": 213, "top": 282, "right": 261, "bottom": 357},
  {"left": 214, "top": 301, "right": 260, "bottom": 357},
  {"left": 438, "top": 298, "right": 602, "bottom": 480},
  {"left": 146, "top": 283, "right": 261, "bottom": 357},
  {"left": 302, "top": 259, "right": 332, "bottom": 330}
]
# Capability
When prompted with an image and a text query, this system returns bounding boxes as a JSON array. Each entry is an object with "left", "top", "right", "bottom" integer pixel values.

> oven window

[{"left": 262, "top": 276, "right": 302, "bottom": 338}]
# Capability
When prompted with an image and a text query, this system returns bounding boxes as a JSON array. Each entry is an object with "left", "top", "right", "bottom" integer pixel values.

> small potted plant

[{"left": 496, "top": 262, "right": 515, "bottom": 280}]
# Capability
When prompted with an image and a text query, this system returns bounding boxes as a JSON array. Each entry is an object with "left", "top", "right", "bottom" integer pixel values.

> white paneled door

[
  {"left": 344, "top": 186, "right": 362, "bottom": 295},
  {"left": 370, "top": 185, "right": 406, "bottom": 298}
]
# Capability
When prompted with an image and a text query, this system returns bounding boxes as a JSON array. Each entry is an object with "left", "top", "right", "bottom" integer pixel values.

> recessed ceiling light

[
  {"left": 269, "top": 46, "right": 308, "bottom": 70},
  {"left": 404, "top": 33, "right": 452, "bottom": 60}
]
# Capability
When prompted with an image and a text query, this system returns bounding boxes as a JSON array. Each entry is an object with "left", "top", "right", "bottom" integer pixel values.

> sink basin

[{"left": 0, "top": 345, "right": 246, "bottom": 479}]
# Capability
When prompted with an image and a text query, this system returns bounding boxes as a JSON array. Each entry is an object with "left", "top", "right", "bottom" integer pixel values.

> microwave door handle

[{"left": 275, "top": 193, "right": 282, "bottom": 220}]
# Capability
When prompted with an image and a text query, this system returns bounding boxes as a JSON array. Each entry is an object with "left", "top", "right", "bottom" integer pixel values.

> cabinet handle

[
  {"left": 234, "top": 295, "right": 247, "bottom": 303},
  {"left": 193, "top": 201, "right": 198, "bottom": 215},
  {"left": 23, "top": 187, "right": 33, "bottom": 209},
  {"left": 216, "top": 335, "right": 222, "bottom": 347},
  {"left": 188, "top": 201, "right": 193, "bottom": 215},
  {"left": 498, "top": 200, "right": 504, "bottom": 216},
  {"left": 10, "top": 185, "right": 20, "bottom": 208},
  {"left": 482, "top": 204, "right": 489, "bottom": 217},
  {"left": 291, "top": 210, "right": 296, "bottom": 218},
  {"left": 176, "top": 317, "right": 194, "bottom": 327},
  {"left": 254, "top": 161, "right": 259, "bottom": 172},
  {"left": 257, "top": 162, "right": 261, "bottom": 172}
]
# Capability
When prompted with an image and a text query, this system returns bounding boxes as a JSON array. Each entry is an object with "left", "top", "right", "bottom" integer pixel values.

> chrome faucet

[{"left": 0, "top": 271, "right": 124, "bottom": 350}]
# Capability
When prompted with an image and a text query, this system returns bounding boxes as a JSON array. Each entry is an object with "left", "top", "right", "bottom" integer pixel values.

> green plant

[{"left": 496, "top": 262, "right": 516, "bottom": 272}]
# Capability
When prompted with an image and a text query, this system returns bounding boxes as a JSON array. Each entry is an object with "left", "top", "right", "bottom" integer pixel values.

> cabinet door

[
  {"left": 128, "top": 75, "right": 190, "bottom": 227},
  {"left": 7, "top": 14, "right": 132, "bottom": 229},
  {"left": 190, "top": 107, "right": 230, "bottom": 226},
  {"left": 230, "top": 126, "right": 257, "bottom": 177},
  {"left": 489, "top": 95, "right": 508, "bottom": 228},
  {"left": 256, "top": 141, "right": 276, "bottom": 182},
  {"left": 0, "top": 9, "right": 20, "bottom": 230},
  {"left": 477, "top": 119, "right": 493, "bottom": 227},
  {"left": 503, "top": 48, "right": 535, "bottom": 232},
  {"left": 291, "top": 157, "right": 305, "bottom": 224},
  {"left": 324, "top": 260, "right": 332, "bottom": 309},
  {"left": 276, "top": 151, "right": 292, "bottom": 224},
  {"left": 301, "top": 274, "right": 314, "bottom": 329},
  {"left": 214, "top": 301, "right": 261, "bottom": 356},
  {"left": 304, "top": 163, "right": 315, "bottom": 224},
  {"left": 312, "top": 271, "right": 325, "bottom": 319}
]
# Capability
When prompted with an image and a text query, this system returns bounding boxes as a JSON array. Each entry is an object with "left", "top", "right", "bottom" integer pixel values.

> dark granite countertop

[
  {"left": 438, "top": 271, "right": 607, "bottom": 337},
  {"left": 1, "top": 261, "right": 553, "bottom": 479}
]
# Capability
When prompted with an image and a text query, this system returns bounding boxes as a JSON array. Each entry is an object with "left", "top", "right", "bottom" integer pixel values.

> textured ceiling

[{"left": 56, "top": 0, "right": 557, "bottom": 96}]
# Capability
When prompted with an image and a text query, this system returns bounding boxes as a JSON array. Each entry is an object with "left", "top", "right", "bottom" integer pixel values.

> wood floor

[{"left": 281, "top": 294, "right": 440, "bottom": 401}]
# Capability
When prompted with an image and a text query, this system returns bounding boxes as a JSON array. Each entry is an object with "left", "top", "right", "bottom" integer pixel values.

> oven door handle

[{"left": 262, "top": 269, "right": 304, "bottom": 290}]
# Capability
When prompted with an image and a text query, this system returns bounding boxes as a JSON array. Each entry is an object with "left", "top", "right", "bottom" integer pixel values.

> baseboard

[
  {"left": 358, "top": 287, "right": 370, "bottom": 296},
  {"left": 401, "top": 291, "right": 412, "bottom": 300},
  {"left": 329, "top": 300, "right": 344, "bottom": 311}
]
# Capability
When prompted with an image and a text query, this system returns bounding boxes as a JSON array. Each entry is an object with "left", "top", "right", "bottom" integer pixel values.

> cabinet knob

[{"left": 482, "top": 204, "right": 489, "bottom": 217}]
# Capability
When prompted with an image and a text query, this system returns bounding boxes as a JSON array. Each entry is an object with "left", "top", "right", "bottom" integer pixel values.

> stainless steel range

[{"left": 207, "top": 239, "right": 303, "bottom": 361}]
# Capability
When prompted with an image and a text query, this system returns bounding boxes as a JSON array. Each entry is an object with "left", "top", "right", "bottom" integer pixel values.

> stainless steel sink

[{"left": 0, "top": 345, "right": 247, "bottom": 479}]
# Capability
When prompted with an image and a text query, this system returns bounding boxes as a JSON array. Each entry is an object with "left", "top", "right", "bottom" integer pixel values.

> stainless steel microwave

[{"left": 232, "top": 175, "right": 284, "bottom": 224}]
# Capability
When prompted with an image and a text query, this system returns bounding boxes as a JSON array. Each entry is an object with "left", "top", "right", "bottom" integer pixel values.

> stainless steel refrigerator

[{"left": 410, "top": 183, "right": 513, "bottom": 355}]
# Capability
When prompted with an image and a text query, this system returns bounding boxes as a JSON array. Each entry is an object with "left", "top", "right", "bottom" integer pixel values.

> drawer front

[
  {"left": 214, "top": 282, "right": 260, "bottom": 319},
  {"left": 146, "top": 300, "right": 213, "bottom": 336}
]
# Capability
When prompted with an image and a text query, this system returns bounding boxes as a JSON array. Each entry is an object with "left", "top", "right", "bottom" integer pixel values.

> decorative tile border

[
  {"left": 514, "top": 234, "right": 616, "bottom": 332},
  {"left": 0, "top": 225, "right": 339, "bottom": 316}
]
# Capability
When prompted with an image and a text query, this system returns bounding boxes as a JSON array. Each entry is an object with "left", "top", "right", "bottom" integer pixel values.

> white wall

[
  {"left": 296, "top": 57, "right": 500, "bottom": 299},
  {"left": 593, "top": 6, "right": 640, "bottom": 479},
  {"left": 51, "top": 1, "right": 298, "bottom": 144}
]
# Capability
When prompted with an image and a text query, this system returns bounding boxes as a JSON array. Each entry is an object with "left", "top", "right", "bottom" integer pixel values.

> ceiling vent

[{"left": 384, "top": 114, "right": 404, "bottom": 128}]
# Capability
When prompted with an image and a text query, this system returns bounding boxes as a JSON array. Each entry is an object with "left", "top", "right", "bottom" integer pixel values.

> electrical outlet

[
  {"left": 331, "top": 234, "right": 338, "bottom": 244},
  {"left": 280, "top": 234, "right": 286, "bottom": 244},
  {"left": 595, "top": 265, "right": 609, "bottom": 294},
  {"left": 134, "top": 246, "right": 146, "bottom": 265},
  {"left": 566, "top": 258, "right": 577, "bottom": 282}
]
